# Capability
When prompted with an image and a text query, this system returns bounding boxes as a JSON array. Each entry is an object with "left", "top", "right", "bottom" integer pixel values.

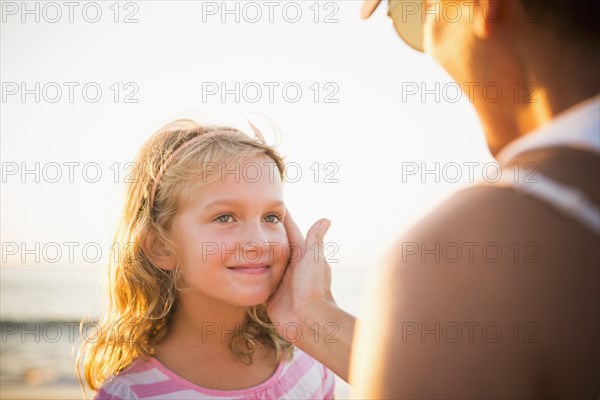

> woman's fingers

[
  {"left": 284, "top": 209, "right": 304, "bottom": 243},
  {"left": 284, "top": 209, "right": 305, "bottom": 258},
  {"left": 305, "top": 219, "right": 331, "bottom": 264}
]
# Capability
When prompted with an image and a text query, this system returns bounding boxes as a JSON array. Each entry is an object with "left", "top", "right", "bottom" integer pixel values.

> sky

[{"left": 1, "top": 0, "right": 494, "bottom": 273}]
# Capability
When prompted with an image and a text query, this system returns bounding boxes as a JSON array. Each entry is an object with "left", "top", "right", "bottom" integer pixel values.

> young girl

[{"left": 77, "top": 119, "right": 335, "bottom": 399}]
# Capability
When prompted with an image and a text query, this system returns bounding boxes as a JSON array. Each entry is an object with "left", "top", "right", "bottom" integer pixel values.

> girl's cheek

[
  {"left": 200, "top": 231, "right": 235, "bottom": 257},
  {"left": 207, "top": 229, "right": 236, "bottom": 243},
  {"left": 270, "top": 229, "right": 288, "bottom": 248}
]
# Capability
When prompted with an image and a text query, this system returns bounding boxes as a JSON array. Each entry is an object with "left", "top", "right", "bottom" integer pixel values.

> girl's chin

[{"left": 228, "top": 291, "right": 272, "bottom": 307}]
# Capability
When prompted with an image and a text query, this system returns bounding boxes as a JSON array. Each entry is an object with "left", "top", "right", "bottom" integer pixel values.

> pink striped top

[{"left": 94, "top": 348, "right": 335, "bottom": 399}]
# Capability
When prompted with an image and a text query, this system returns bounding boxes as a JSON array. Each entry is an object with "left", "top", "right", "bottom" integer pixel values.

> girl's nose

[{"left": 239, "top": 222, "right": 271, "bottom": 259}]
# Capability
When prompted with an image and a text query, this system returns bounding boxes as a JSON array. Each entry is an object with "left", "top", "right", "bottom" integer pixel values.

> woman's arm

[
  {"left": 266, "top": 212, "right": 356, "bottom": 382},
  {"left": 294, "top": 300, "right": 355, "bottom": 383}
]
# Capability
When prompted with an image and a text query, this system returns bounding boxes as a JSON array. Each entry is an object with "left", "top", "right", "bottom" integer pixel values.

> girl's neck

[
  {"left": 157, "top": 295, "right": 250, "bottom": 359},
  {"left": 151, "top": 297, "right": 280, "bottom": 391}
]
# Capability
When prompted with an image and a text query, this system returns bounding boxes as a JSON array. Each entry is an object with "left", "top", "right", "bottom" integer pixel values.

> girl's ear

[{"left": 142, "top": 228, "right": 176, "bottom": 270}]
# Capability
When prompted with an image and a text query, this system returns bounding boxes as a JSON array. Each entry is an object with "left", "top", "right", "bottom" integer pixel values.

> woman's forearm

[{"left": 294, "top": 301, "right": 356, "bottom": 382}]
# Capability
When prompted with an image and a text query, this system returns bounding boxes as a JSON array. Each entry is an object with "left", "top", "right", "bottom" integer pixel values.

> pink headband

[{"left": 148, "top": 121, "right": 267, "bottom": 209}]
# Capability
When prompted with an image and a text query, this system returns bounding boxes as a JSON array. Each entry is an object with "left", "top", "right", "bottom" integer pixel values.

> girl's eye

[
  {"left": 215, "top": 213, "right": 234, "bottom": 223},
  {"left": 264, "top": 213, "right": 282, "bottom": 223}
]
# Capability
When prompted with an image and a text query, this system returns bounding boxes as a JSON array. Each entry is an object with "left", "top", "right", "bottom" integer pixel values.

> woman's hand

[
  {"left": 266, "top": 210, "right": 355, "bottom": 382},
  {"left": 266, "top": 210, "right": 334, "bottom": 335}
]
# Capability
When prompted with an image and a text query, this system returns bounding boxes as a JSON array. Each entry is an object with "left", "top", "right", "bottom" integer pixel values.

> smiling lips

[{"left": 227, "top": 263, "right": 270, "bottom": 274}]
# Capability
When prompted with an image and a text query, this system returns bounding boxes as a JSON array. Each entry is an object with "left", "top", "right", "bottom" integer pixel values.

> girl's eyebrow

[{"left": 204, "top": 199, "right": 285, "bottom": 209}]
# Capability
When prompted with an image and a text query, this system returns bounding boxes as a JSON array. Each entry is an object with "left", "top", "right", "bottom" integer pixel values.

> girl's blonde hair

[{"left": 76, "top": 119, "right": 292, "bottom": 392}]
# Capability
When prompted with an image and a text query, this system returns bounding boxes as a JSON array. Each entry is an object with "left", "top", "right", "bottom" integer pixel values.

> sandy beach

[{"left": 0, "top": 384, "right": 84, "bottom": 400}]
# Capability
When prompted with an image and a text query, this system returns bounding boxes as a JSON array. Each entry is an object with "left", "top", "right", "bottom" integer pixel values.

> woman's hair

[
  {"left": 76, "top": 119, "right": 292, "bottom": 391},
  {"left": 519, "top": 0, "right": 599, "bottom": 43}
]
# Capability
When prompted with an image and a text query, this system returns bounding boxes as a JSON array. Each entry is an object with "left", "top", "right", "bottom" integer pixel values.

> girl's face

[{"left": 171, "top": 157, "right": 288, "bottom": 308}]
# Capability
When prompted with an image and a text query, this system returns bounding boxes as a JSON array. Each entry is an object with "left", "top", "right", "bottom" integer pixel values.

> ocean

[{"left": 0, "top": 265, "right": 369, "bottom": 399}]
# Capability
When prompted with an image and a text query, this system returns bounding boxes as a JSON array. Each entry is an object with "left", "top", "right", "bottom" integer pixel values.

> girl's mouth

[{"left": 227, "top": 263, "right": 270, "bottom": 274}]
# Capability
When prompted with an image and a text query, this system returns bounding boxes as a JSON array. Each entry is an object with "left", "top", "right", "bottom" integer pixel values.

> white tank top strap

[
  {"left": 489, "top": 171, "right": 600, "bottom": 236},
  {"left": 493, "top": 96, "right": 600, "bottom": 235}
]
